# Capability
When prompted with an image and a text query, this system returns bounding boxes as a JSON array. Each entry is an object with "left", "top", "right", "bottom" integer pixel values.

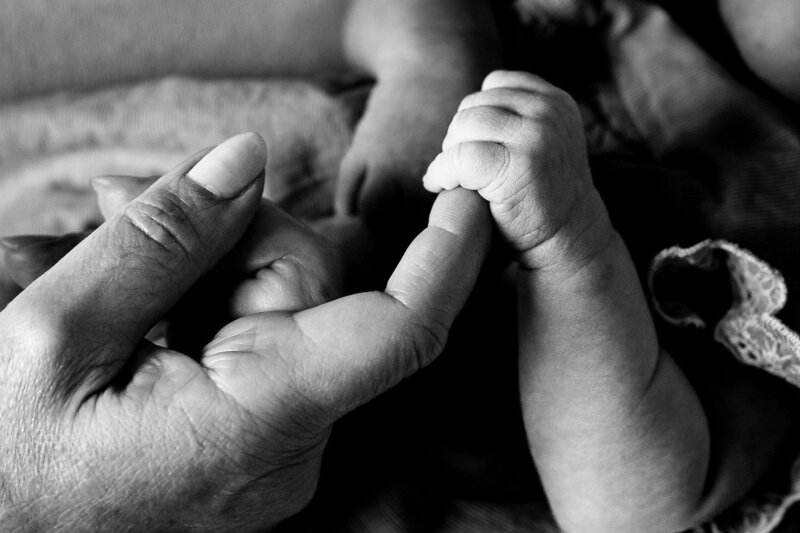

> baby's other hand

[
  {"left": 424, "top": 70, "right": 613, "bottom": 272},
  {"left": 335, "top": 70, "right": 481, "bottom": 229},
  {"left": 92, "top": 174, "right": 342, "bottom": 316}
]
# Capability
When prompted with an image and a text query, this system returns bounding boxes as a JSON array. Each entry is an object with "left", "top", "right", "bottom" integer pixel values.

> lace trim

[{"left": 650, "top": 240, "right": 800, "bottom": 533}]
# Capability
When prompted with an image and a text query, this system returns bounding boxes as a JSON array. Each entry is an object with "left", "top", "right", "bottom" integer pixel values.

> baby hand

[
  {"left": 424, "top": 71, "right": 613, "bottom": 271},
  {"left": 91, "top": 173, "right": 342, "bottom": 316}
]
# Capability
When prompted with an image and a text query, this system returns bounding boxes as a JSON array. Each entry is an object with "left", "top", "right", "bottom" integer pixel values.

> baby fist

[{"left": 424, "top": 71, "right": 612, "bottom": 271}]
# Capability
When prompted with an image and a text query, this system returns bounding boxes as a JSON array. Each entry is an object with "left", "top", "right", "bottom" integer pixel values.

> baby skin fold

[{"left": 424, "top": 70, "right": 797, "bottom": 533}]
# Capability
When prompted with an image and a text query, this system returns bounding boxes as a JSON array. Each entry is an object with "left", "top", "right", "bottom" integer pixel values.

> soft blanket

[{"left": 0, "top": 78, "right": 354, "bottom": 236}]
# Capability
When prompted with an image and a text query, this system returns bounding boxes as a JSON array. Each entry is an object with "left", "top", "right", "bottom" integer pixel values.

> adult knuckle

[
  {"left": 5, "top": 303, "right": 67, "bottom": 354},
  {"left": 0, "top": 307, "right": 76, "bottom": 408},
  {"left": 404, "top": 314, "right": 448, "bottom": 375},
  {"left": 121, "top": 192, "right": 201, "bottom": 265}
]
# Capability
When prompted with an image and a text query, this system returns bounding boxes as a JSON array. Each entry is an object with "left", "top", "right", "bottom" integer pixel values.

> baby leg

[
  {"left": 334, "top": 0, "right": 501, "bottom": 227},
  {"left": 719, "top": 0, "right": 800, "bottom": 104}
]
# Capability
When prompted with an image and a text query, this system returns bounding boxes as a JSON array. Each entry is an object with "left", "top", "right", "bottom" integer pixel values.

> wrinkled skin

[{"left": 0, "top": 135, "right": 491, "bottom": 531}]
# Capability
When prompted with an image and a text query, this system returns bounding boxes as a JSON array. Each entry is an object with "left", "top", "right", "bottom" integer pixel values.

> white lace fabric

[{"left": 650, "top": 240, "right": 800, "bottom": 533}]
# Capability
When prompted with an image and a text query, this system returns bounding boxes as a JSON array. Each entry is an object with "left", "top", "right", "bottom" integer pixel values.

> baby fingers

[
  {"left": 423, "top": 141, "right": 511, "bottom": 197},
  {"left": 442, "top": 104, "right": 526, "bottom": 151},
  {"left": 218, "top": 200, "right": 343, "bottom": 316},
  {"left": 91, "top": 175, "right": 159, "bottom": 219},
  {"left": 91, "top": 173, "right": 341, "bottom": 317}
]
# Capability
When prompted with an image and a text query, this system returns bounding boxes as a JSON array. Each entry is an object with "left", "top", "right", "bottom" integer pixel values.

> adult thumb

[{"left": 5, "top": 133, "right": 266, "bottom": 397}]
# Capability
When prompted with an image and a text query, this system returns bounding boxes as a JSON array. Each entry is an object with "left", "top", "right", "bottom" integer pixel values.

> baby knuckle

[
  {"left": 453, "top": 142, "right": 492, "bottom": 171},
  {"left": 531, "top": 98, "right": 564, "bottom": 126},
  {"left": 442, "top": 141, "right": 512, "bottom": 192},
  {"left": 547, "top": 87, "right": 580, "bottom": 116},
  {"left": 451, "top": 106, "right": 479, "bottom": 131},
  {"left": 459, "top": 106, "right": 522, "bottom": 138},
  {"left": 491, "top": 109, "right": 524, "bottom": 138},
  {"left": 544, "top": 81, "right": 569, "bottom": 99},
  {"left": 513, "top": 94, "right": 545, "bottom": 117},
  {"left": 458, "top": 90, "right": 483, "bottom": 110},
  {"left": 516, "top": 116, "right": 548, "bottom": 148},
  {"left": 451, "top": 142, "right": 480, "bottom": 170},
  {"left": 487, "top": 143, "right": 513, "bottom": 176},
  {"left": 536, "top": 116, "right": 564, "bottom": 145}
]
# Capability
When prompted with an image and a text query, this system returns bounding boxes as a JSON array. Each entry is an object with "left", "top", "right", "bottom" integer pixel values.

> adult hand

[
  {"left": 88, "top": 173, "right": 345, "bottom": 357},
  {"left": 0, "top": 133, "right": 491, "bottom": 531},
  {"left": 3, "top": 177, "right": 343, "bottom": 317}
]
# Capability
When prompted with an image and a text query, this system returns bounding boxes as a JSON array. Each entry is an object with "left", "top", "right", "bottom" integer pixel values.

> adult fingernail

[{"left": 186, "top": 132, "right": 267, "bottom": 199}]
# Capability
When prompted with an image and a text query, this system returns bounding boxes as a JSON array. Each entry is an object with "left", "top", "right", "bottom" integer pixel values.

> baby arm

[{"left": 423, "top": 70, "right": 793, "bottom": 532}]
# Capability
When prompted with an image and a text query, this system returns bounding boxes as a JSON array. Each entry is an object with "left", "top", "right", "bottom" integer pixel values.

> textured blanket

[{"left": 0, "top": 77, "right": 354, "bottom": 236}]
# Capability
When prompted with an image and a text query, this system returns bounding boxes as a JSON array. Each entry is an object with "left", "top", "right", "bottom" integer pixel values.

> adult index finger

[{"left": 205, "top": 189, "right": 492, "bottom": 427}]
